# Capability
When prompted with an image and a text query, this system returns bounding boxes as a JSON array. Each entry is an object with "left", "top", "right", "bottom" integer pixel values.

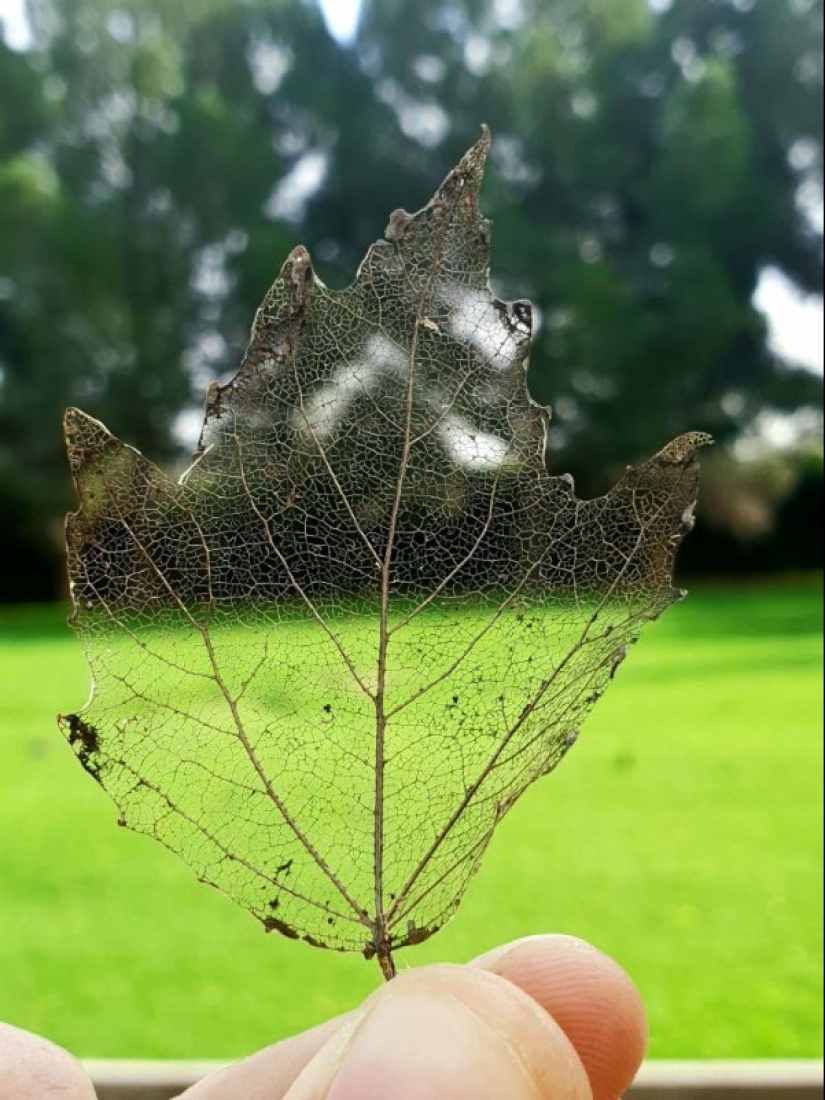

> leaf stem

[{"left": 377, "top": 946, "right": 397, "bottom": 982}]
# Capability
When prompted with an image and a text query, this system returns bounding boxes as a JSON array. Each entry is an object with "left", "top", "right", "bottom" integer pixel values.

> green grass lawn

[{"left": 0, "top": 582, "right": 822, "bottom": 1061}]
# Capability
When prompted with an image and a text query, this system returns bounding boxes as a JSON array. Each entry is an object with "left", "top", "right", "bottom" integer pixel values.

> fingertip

[
  {"left": 0, "top": 1024, "right": 97, "bottom": 1100},
  {"left": 474, "top": 935, "right": 648, "bottom": 1100}
]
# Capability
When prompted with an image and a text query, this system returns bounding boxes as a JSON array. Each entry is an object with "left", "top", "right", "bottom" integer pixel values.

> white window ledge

[{"left": 83, "top": 1060, "right": 824, "bottom": 1100}]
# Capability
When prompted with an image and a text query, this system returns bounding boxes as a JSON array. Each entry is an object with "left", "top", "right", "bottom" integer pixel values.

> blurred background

[
  {"left": 0, "top": 0, "right": 823, "bottom": 600},
  {"left": 0, "top": 0, "right": 822, "bottom": 1064}
]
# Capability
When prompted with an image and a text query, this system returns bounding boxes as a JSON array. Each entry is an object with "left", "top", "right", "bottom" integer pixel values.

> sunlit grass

[{"left": 0, "top": 581, "right": 821, "bottom": 1060}]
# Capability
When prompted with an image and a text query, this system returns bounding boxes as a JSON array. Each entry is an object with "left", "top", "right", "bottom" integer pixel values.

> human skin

[
  {"left": 0, "top": 1023, "right": 97, "bottom": 1100},
  {"left": 0, "top": 936, "right": 647, "bottom": 1100}
]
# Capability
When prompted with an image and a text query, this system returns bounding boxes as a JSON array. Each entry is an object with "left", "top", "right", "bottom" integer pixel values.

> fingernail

[{"left": 323, "top": 986, "right": 542, "bottom": 1100}]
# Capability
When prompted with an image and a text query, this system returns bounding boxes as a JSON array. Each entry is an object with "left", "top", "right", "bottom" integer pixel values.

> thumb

[{"left": 284, "top": 965, "right": 592, "bottom": 1100}]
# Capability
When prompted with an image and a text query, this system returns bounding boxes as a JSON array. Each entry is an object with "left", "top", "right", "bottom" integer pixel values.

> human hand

[
  {"left": 0, "top": 935, "right": 647, "bottom": 1100},
  {"left": 0, "top": 1022, "right": 96, "bottom": 1100},
  {"left": 183, "top": 935, "right": 647, "bottom": 1100}
]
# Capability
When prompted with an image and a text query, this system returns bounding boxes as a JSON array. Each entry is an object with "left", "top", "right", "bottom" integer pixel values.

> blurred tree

[
  {"left": 0, "top": 0, "right": 316, "bottom": 596},
  {"left": 0, "top": 0, "right": 822, "bottom": 598},
  {"left": 348, "top": 0, "right": 824, "bottom": 489}
]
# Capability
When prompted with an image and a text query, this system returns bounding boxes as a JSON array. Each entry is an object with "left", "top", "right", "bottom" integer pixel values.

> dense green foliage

[
  {"left": 0, "top": 0, "right": 822, "bottom": 598},
  {"left": 0, "top": 583, "right": 821, "bottom": 1058}
]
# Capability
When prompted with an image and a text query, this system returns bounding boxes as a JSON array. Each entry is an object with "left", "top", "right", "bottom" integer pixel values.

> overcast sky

[
  {"left": 318, "top": 0, "right": 362, "bottom": 41},
  {"left": 1, "top": 0, "right": 822, "bottom": 375}
]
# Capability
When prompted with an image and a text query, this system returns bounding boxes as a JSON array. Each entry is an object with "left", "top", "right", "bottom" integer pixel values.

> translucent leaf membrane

[{"left": 62, "top": 129, "right": 711, "bottom": 976}]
